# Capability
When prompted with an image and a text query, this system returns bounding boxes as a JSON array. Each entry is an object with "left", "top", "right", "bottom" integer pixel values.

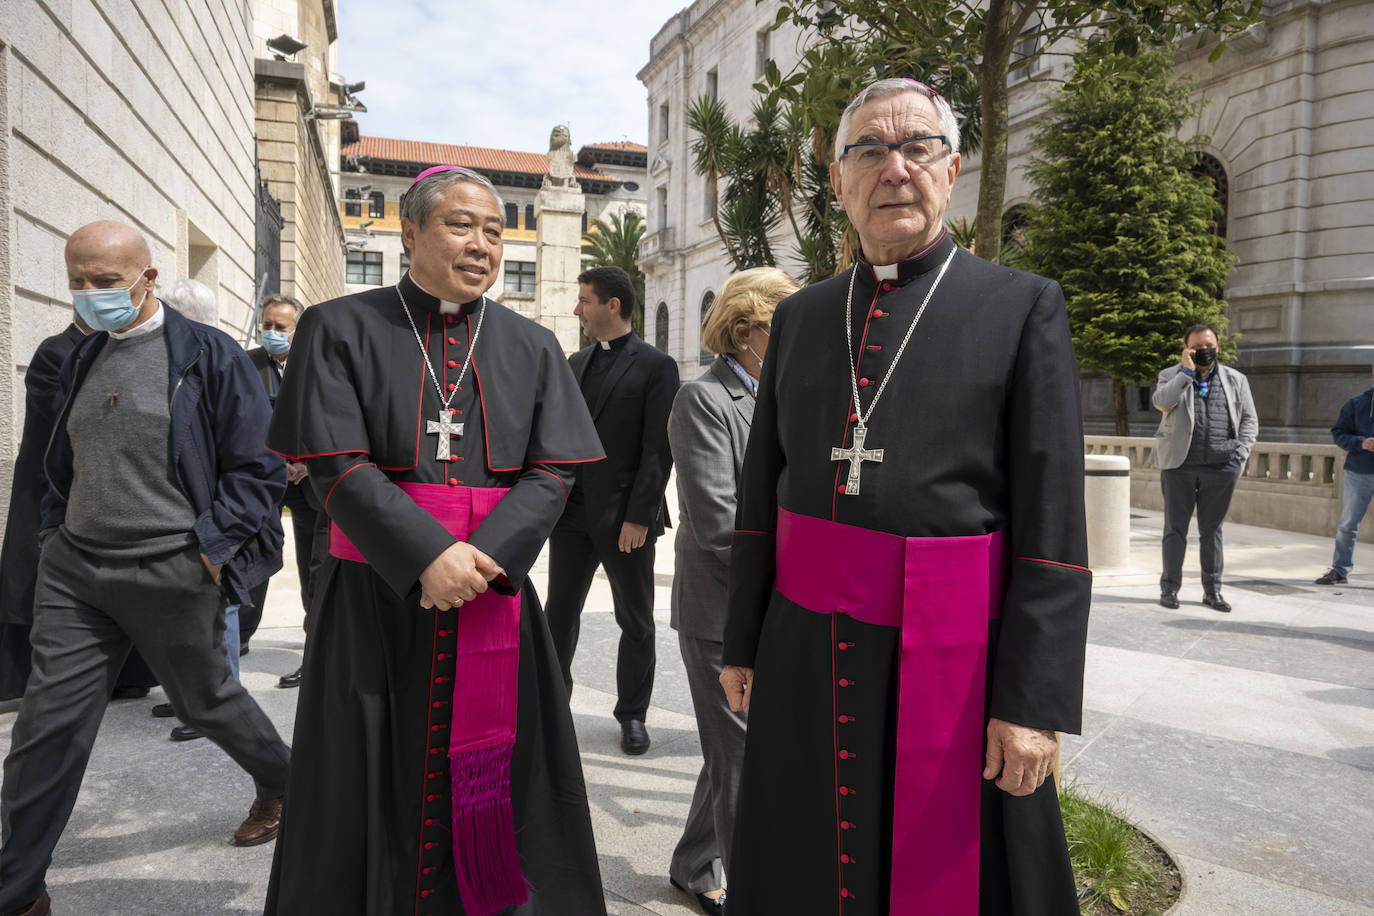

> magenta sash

[
  {"left": 775, "top": 508, "right": 1006, "bottom": 916},
  {"left": 331, "top": 483, "right": 527, "bottom": 915}
]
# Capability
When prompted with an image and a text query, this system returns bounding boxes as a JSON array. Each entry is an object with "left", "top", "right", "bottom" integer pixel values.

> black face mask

[{"left": 1192, "top": 347, "right": 1217, "bottom": 367}]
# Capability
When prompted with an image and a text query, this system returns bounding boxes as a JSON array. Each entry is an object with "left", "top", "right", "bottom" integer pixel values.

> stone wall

[
  {"left": 0, "top": 0, "right": 258, "bottom": 524},
  {"left": 255, "top": 58, "right": 345, "bottom": 310}
]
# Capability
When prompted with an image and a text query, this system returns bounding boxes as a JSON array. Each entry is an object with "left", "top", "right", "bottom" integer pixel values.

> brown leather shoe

[
  {"left": 7, "top": 892, "right": 50, "bottom": 916},
  {"left": 232, "top": 796, "right": 283, "bottom": 847}
]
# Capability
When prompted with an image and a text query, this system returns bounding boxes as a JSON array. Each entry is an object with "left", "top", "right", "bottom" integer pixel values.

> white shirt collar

[
  {"left": 109, "top": 302, "right": 165, "bottom": 340},
  {"left": 872, "top": 263, "right": 899, "bottom": 280}
]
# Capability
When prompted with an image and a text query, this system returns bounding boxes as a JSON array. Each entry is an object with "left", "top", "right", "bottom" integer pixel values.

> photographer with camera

[{"left": 1152, "top": 324, "right": 1259, "bottom": 612}]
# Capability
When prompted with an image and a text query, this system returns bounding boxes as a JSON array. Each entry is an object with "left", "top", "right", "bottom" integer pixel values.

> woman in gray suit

[{"left": 666, "top": 267, "right": 798, "bottom": 913}]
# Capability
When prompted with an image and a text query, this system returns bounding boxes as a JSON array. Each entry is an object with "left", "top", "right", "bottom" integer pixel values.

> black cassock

[
  {"left": 263, "top": 274, "right": 607, "bottom": 915},
  {"left": 0, "top": 324, "right": 84, "bottom": 699},
  {"left": 724, "top": 229, "right": 1092, "bottom": 915}
]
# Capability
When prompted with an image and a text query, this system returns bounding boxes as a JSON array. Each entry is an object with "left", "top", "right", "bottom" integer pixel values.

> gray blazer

[
  {"left": 1151, "top": 363, "right": 1259, "bottom": 470},
  {"left": 667, "top": 357, "right": 755, "bottom": 641}
]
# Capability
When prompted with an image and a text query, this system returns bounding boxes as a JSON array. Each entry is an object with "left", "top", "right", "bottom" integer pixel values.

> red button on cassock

[
  {"left": 447, "top": 360, "right": 458, "bottom": 369},
  {"left": 841, "top": 820, "right": 852, "bottom": 830},
  {"left": 839, "top": 750, "right": 850, "bottom": 759},
  {"left": 447, "top": 383, "right": 456, "bottom": 392},
  {"left": 874, "top": 309, "right": 888, "bottom": 318},
  {"left": 838, "top": 678, "right": 850, "bottom": 687},
  {"left": 447, "top": 478, "right": 458, "bottom": 486},
  {"left": 881, "top": 281, "right": 894, "bottom": 291},
  {"left": 841, "top": 888, "right": 851, "bottom": 898},
  {"left": 859, "top": 378, "right": 872, "bottom": 387},
  {"left": 838, "top": 641, "right": 849, "bottom": 651},
  {"left": 448, "top": 336, "right": 458, "bottom": 345},
  {"left": 424, "top": 842, "right": 436, "bottom": 850},
  {"left": 836, "top": 485, "right": 847, "bottom": 494},
  {"left": 425, "top": 818, "right": 437, "bottom": 826},
  {"left": 848, "top": 412, "right": 859, "bottom": 423},
  {"left": 445, "top": 316, "right": 456, "bottom": 324},
  {"left": 433, "top": 701, "right": 443, "bottom": 709},
  {"left": 841, "top": 853, "right": 851, "bottom": 863},
  {"left": 839, "top": 786, "right": 851, "bottom": 796},
  {"left": 838, "top": 715, "right": 851, "bottom": 723}
]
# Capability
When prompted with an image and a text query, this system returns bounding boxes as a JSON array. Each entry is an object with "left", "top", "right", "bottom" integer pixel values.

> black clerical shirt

[{"left": 578, "top": 331, "right": 632, "bottom": 411}]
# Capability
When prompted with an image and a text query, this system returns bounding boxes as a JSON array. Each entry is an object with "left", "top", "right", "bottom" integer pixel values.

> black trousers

[
  {"left": 238, "top": 481, "right": 328, "bottom": 642},
  {"left": 1160, "top": 462, "right": 1242, "bottom": 596},
  {"left": 545, "top": 522, "right": 656, "bottom": 722},
  {"left": 0, "top": 529, "right": 291, "bottom": 911}
]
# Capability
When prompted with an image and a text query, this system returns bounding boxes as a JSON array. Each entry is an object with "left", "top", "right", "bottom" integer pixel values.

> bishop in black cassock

[
  {"left": 721, "top": 80, "right": 1091, "bottom": 914},
  {"left": 263, "top": 168, "right": 607, "bottom": 916}
]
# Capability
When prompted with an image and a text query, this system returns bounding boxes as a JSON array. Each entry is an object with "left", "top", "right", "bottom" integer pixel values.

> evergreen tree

[{"left": 1012, "top": 48, "right": 1234, "bottom": 434}]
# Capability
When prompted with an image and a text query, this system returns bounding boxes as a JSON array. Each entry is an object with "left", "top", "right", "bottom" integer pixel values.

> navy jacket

[
  {"left": 40, "top": 305, "right": 286, "bottom": 605},
  {"left": 1332, "top": 385, "right": 1374, "bottom": 475}
]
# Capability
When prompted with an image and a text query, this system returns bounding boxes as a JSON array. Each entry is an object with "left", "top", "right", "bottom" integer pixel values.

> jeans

[{"left": 1332, "top": 469, "right": 1374, "bottom": 575}]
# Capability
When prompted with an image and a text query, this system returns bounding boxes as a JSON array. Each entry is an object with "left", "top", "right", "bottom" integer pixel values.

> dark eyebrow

[{"left": 443, "top": 207, "right": 502, "bottom": 226}]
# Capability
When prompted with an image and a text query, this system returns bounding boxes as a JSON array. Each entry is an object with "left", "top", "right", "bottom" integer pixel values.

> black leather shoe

[
  {"left": 1314, "top": 568, "right": 1348, "bottom": 585},
  {"left": 151, "top": 702, "right": 176, "bottom": 718},
  {"left": 1202, "top": 592, "right": 1232, "bottom": 613},
  {"left": 1159, "top": 592, "right": 1180, "bottom": 609},
  {"left": 170, "top": 724, "right": 203, "bottom": 741},
  {"left": 239, "top": 641, "right": 250, "bottom": 657},
  {"left": 277, "top": 667, "right": 303, "bottom": 689},
  {"left": 620, "top": 719, "right": 650, "bottom": 755},
  {"left": 670, "top": 877, "right": 726, "bottom": 914},
  {"left": 111, "top": 685, "right": 150, "bottom": 700}
]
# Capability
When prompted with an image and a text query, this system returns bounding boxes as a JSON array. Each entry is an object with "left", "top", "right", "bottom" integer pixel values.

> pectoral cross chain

[
  {"left": 831, "top": 424, "right": 884, "bottom": 496},
  {"left": 427, "top": 409, "right": 464, "bottom": 461}
]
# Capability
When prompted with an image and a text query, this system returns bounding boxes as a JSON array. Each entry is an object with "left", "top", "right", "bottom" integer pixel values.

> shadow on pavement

[{"left": 1163, "top": 618, "right": 1374, "bottom": 650}]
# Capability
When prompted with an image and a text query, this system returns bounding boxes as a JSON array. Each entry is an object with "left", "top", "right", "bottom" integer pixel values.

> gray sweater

[{"left": 63, "top": 326, "right": 198, "bottom": 557}]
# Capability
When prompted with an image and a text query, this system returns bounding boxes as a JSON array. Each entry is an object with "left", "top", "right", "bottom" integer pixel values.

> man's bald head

[
  {"left": 65, "top": 220, "right": 152, "bottom": 279},
  {"left": 64, "top": 219, "right": 159, "bottom": 332}
]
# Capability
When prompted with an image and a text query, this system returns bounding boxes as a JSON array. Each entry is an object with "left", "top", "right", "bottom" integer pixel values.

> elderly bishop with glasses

[
  {"left": 720, "top": 78, "right": 1091, "bottom": 914},
  {"left": 261, "top": 167, "right": 608, "bottom": 916}
]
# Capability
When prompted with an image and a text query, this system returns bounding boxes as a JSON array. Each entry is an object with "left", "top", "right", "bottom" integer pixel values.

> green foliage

[
  {"left": 582, "top": 209, "right": 646, "bottom": 338},
  {"left": 1060, "top": 782, "right": 1162, "bottom": 914},
  {"left": 773, "top": 0, "right": 1263, "bottom": 261},
  {"left": 1011, "top": 48, "right": 1234, "bottom": 403}
]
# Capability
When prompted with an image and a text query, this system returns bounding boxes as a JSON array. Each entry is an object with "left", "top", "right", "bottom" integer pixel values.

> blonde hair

[{"left": 701, "top": 267, "right": 799, "bottom": 356}]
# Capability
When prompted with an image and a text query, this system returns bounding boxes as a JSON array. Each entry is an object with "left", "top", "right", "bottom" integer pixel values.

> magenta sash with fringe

[
  {"left": 774, "top": 508, "right": 1007, "bottom": 916},
  {"left": 330, "top": 483, "right": 527, "bottom": 915}
]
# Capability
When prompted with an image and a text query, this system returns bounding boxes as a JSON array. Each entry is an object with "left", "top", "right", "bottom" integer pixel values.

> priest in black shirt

[
  {"left": 263, "top": 166, "right": 607, "bottom": 916},
  {"left": 721, "top": 78, "right": 1091, "bottom": 914}
]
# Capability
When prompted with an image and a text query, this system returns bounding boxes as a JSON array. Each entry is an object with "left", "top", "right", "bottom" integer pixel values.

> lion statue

[{"left": 544, "top": 125, "right": 579, "bottom": 190}]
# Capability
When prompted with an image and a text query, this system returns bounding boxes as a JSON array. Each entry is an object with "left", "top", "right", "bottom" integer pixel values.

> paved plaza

[{"left": 1, "top": 495, "right": 1371, "bottom": 915}]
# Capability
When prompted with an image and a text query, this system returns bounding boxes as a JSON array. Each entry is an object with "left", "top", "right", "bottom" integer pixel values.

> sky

[{"left": 336, "top": 0, "right": 691, "bottom": 153}]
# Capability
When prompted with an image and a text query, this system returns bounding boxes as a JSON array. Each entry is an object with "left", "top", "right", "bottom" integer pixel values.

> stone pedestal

[
  {"left": 1084, "top": 453, "right": 1132, "bottom": 569},
  {"left": 534, "top": 184, "right": 585, "bottom": 353}
]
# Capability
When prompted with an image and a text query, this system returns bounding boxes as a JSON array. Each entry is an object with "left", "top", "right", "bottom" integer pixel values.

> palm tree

[{"left": 582, "top": 209, "right": 646, "bottom": 338}]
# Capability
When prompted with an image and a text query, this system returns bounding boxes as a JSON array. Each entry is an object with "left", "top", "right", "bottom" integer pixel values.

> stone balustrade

[{"left": 1084, "top": 436, "right": 1369, "bottom": 544}]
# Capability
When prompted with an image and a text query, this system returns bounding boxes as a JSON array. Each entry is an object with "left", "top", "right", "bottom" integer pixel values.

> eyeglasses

[{"left": 840, "top": 135, "right": 949, "bottom": 173}]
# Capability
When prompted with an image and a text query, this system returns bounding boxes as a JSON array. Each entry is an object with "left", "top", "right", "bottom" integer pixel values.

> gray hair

[
  {"left": 834, "top": 78, "right": 962, "bottom": 164},
  {"left": 260, "top": 293, "right": 303, "bottom": 318},
  {"left": 400, "top": 168, "right": 505, "bottom": 229},
  {"left": 160, "top": 277, "right": 217, "bottom": 325}
]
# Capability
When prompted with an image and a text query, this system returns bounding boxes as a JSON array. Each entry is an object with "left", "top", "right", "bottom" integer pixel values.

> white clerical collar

[
  {"left": 109, "top": 302, "right": 165, "bottom": 340},
  {"left": 872, "top": 263, "right": 899, "bottom": 280},
  {"left": 599, "top": 340, "right": 611, "bottom": 350},
  {"left": 407, "top": 271, "right": 468, "bottom": 315}
]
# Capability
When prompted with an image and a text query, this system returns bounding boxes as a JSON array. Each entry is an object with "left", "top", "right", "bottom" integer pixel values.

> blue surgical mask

[
  {"left": 72, "top": 266, "right": 150, "bottom": 332},
  {"left": 260, "top": 329, "right": 291, "bottom": 355}
]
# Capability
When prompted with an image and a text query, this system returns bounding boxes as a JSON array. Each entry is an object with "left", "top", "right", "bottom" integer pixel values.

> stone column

[{"left": 533, "top": 125, "right": 585, "bottom": 353}]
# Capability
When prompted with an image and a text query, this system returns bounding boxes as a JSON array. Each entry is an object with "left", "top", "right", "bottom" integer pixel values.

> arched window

[
  {"left": 1001, "top": 204, "right": 1030, "bottom": 251},
  {"left": 1192, "top": 153, "right": 1229, "bottom": 240},
  {"left": 699, "top": 291, "right": 716, "bottom": 365},
  {"left": 655, "top": 302, "right": 669, "bottom": 351}
]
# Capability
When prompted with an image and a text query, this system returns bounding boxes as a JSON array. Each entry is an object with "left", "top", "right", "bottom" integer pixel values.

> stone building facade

[
  {"left": 0, "top": 0, "right": 351, "bottom": 526},
  {"left": 253, "top": 0, "right": 348, "bottom": 312},
  {"left": 640, "top": 0, "right": 1374, "bottom": 439},
  {"left": 1, "top": 0, "right": 259, "bottom": 513},
  {"left": 337, "top": 134, "right": 646, "bottom": 344}
]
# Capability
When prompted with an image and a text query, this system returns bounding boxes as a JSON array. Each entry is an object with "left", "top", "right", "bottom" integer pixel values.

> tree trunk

[
  {"left": 1113, "top": 378, "right": 1130, "bottom": 436},
  {"left": 974, "top": 71, "right": 1010, "bottom": 263}
]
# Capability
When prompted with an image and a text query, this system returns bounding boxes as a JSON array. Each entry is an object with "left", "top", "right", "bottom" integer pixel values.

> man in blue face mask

[
  {"left": 0, "top": 220, "right": 292, "bottom": 916},
  {"left": 244, "top": 294, "right": 328, "bottom": 689}
]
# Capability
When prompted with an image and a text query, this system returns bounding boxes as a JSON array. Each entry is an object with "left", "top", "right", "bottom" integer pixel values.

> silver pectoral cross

[
  {"left": 427, "top": 409, "right": 464, "bottom": 461},
  {"left": 831, "top": 424, "right": 884, "bottom": 496}
]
